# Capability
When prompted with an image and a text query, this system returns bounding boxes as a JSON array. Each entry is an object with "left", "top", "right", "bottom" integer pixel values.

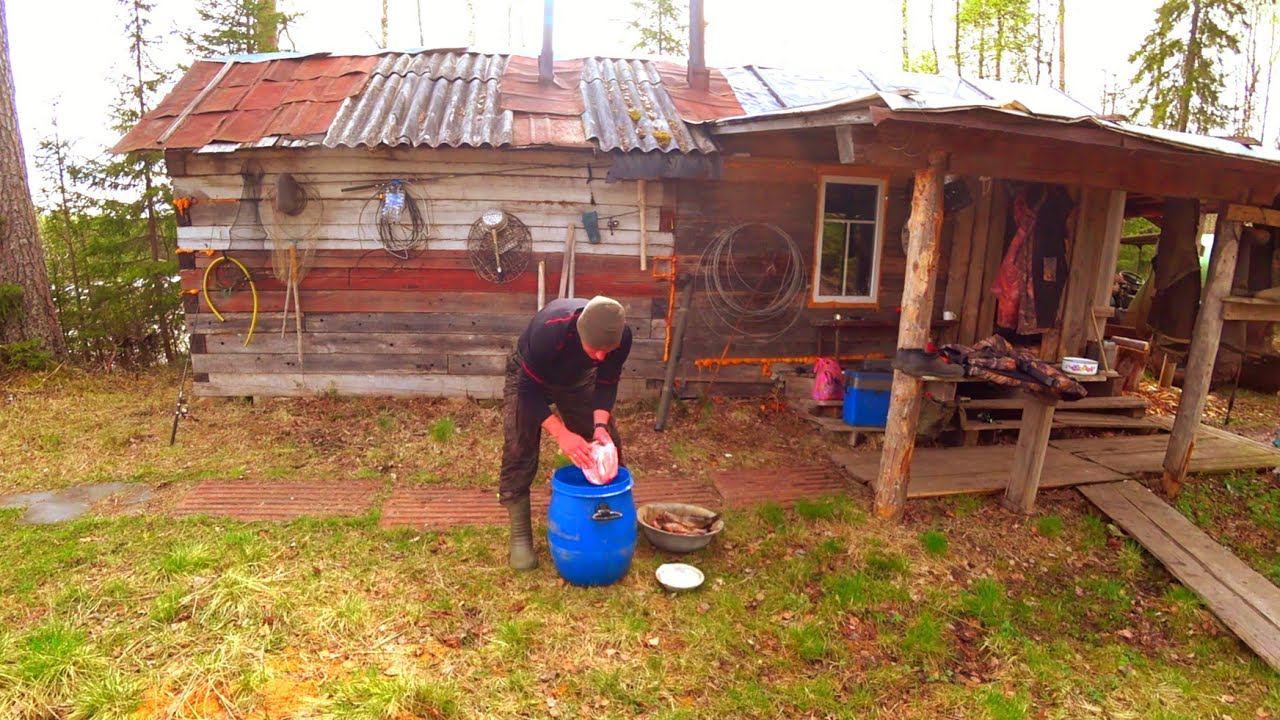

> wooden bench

[{"left": 958, "top": 394, "right": 1151, "bottom": 445}]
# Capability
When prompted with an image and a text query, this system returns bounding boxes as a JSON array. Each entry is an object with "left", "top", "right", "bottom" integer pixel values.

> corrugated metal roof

[
  {"left": 579, "top": 57, "right": 718, "bottom": 153},
  {"left": 323, "top": 52, "right": 513, "bottom": 148},
  {"left": 714, "top": 65, "right": 1280, "bottom": 168}
]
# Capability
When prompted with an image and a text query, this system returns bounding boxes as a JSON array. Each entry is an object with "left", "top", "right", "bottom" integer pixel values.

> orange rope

[{"left": 693, "top": 352, "right": 888, "bottom": 377}]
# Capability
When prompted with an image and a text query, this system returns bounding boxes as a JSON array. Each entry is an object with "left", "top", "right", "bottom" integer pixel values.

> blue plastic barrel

[{"left": 547, "top": 466, "right": 636, "bottom": 587}]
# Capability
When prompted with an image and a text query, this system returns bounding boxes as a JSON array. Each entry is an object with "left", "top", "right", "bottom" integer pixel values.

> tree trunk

[
  {"left": 381, "top": 0, "right": 389, "bottom": 48},
  {"left": 52, "top": 138, "right": 86, "bottom": 347},
  {"left": 902, "top": 0, "right": 910, "bottom": 70},
  {"left": 995, "top": 13, "right": 1004, "bottom": 80},
  {"left": 0, "top": 0, "right": 63, "bottom": 352},
  {"left": 1177, "top": 0, "right": 1203, "bottom": 133},
  {"left": 1057, "top": 0, "right": 1066, "bottom": 90},
  {"left": 930, "top": 0, "right": 940, "bottom": 71},
  {"left": 954, "top": 0, "right": 962, "bottom": 73},
  {"left": 257, "top": 0, "right": 279, "bottom": 52}
]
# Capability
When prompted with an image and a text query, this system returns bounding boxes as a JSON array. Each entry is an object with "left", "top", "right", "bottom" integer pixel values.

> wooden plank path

[
  {"left": 1052, "top": 420, "right": 1280, "bottom": 475},
  {"left": 1079, "top": 480, "right": 1280, "bottom": 671},
  {"left": 831, "top": 445, "right": 1126, "bottom": 498}
]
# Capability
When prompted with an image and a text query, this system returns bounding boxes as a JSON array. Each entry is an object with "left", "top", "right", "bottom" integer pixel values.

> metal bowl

[{"left": 637, "top": 502, "right": 724, "bottom": 554}]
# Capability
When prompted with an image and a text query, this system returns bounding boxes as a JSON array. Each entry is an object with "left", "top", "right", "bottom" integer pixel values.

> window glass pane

[
  {"left": 846, "top": 223, "right": 877, "bottom": 297},
  {"left": 819, "top": 222, "right": 846, "bottom": 297},
  {"left": 823, "top": 182, "right": 879, "bottom": 221}
]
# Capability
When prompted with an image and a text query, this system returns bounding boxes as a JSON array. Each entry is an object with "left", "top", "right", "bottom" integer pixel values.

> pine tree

[
  {"left": 182, "top": 0, "right": 293, "bottom": 58},
  {"left": 957, "top": 0, "right": 1035, "bottom": 81},
  {"left": 34, "top": 119, "right": 88, "bottom": 357},
  {"left": 628, "top": 0, "right": 688, "bottom": 56},
  {"left": 0, "top": 0, "right": 63, "bottom": 356},
  {"left": 1129, "top": 0, "right": 1247, "bottom": 133},
  {"left": 76, "top": 0, "right": 180, "bottom": 364}
]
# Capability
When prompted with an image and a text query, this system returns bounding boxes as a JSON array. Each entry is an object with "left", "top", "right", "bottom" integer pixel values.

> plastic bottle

[{"left": 380, "top": 180, "right": 405, "bottom": 224}]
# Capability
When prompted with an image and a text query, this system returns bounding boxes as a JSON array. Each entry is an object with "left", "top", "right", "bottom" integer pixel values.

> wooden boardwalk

[
  {"left": 1051, "top": 421, "right": 1280, "bottom": 475},
  {"left": 1080, "top": 480, "right": 1280, "bottom": 671}
]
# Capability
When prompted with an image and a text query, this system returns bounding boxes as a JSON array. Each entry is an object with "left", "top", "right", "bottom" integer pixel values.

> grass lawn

[{"left": 1, "top": 369, "right": 1278, "bottom": 718}]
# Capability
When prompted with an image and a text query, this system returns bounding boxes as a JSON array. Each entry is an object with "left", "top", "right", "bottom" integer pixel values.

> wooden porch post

[
  {"left": 1161, "top": 213, "right": 1242, "bottom": 496},
  {"left": 874, "top": 151, "right": 947, "bottom": 520}
]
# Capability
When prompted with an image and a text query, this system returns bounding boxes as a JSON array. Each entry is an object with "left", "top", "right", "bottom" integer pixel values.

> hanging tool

[
  {"left": 169, "top": 355, "right": 192, "bottom": 446},
  {"left": 637, "top": 179, "right": 648, "bottom": 271},
  {"left": 655, "top": 275, "right": 694, "bottom": 431},
  {"left": 537, "top": 260, "right": 546, "bottom": 310},
  {"left": 200, "top": 252, "right": 259, "bottom": 347},
  {"left": 558, "top": 224, "right": 577, "bottom": 299},
  {"left": 582, "top": 210, "right": 602, "bottom": 244}
]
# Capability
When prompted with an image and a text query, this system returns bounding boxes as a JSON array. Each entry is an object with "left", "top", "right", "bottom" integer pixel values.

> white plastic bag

[{"left": 582, "top": 440, "right": 619, "bottom": 485}]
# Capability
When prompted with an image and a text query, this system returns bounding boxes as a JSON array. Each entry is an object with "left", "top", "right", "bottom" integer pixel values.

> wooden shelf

[{"left": 1222, "top": 297, "right": 1280, "bottom": 322}]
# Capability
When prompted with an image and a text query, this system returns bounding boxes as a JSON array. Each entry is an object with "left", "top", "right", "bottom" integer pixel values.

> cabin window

[{"left": 813, "top": 176, "right": 886, "bottom": 304}]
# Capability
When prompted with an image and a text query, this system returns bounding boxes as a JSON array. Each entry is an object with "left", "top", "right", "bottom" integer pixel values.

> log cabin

[{"left": 114, "top": 13, "right": 1280, "bottom": 517}]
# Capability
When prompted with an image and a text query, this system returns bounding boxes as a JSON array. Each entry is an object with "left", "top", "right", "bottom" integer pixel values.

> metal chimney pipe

[
  {"left": 539, "top": 0, "right": 554, "bottom": 84},
  {"left": 688, "top": 0, "right": 709, "bottom": 90}
]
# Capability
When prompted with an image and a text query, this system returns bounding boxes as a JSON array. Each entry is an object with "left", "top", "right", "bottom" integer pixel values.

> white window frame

[{"left": 812, "top": 176, "right": 887, "bottom": 305}]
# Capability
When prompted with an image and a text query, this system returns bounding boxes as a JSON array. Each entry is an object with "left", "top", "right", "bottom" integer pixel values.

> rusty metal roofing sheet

[
  {"left": 579, "top": 57, "right": 717, "bottom": 154},
  {"left": 323, "top": 51, "right": 513, "bottom": 148}
]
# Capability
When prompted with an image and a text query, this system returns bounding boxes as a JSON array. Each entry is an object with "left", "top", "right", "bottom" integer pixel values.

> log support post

[
  {"left": 1162, "top": 213, "right": 1242, "bottom": 496},
  {"left": 874, "top": 151, "right": 947, "bottom": 520},
  {"left": 1002, "top": 394, "right": 1057, "bottom": 514}
]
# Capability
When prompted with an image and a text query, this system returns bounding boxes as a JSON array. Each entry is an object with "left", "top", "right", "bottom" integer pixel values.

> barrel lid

[{"left": 551, "top": 466, "right": 633, "bottom": 499}]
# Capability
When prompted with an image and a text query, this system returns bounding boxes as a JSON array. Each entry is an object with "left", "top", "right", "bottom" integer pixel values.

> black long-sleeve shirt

[{"left": 514, "top": 298, "right": 633, "bottom": 424}]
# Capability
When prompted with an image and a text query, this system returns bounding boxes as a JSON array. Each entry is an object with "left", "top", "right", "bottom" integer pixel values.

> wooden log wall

[
  {"left": 671, "top": 157, "right": 913, "bottom": 378},
  {"left": 175, "top": 147, "right": 671, "bottom": 397}
]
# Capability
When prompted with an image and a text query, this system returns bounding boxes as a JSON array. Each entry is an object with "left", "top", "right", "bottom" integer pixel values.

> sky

[{"left": 7, "top": 0, "right": 1167, "bottom": 199}]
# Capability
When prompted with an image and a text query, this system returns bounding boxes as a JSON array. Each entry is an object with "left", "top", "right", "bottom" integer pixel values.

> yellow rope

[{"left": 200, "top": 254, "right": 258, "bottom": 347}]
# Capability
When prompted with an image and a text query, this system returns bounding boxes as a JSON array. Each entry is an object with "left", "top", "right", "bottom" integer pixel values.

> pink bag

[{"left": 812, "top": 357, "right": 845, "bottom": 401}]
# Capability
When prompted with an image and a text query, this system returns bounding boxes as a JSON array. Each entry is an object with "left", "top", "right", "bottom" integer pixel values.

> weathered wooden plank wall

[
  {"left": 178, "top": 147, "right": 670, "bottom": 397},
  {"left": 671, "top": 156, "right": 919, "bottom": 379}
]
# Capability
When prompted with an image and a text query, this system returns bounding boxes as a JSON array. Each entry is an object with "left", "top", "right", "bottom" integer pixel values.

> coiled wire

[{"left": 697, "top": 223, "right": 807, "bottom": 341}]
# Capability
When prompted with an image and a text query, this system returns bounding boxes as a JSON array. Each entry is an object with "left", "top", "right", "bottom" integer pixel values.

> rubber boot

[{"left": 505, "top": 496, "right": 538, "bottom": 571}]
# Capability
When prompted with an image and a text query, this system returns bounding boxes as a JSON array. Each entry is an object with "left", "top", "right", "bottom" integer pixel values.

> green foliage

[
  {"left": 429, "top": 417, "right": 456, "bottom": 443},
  {"left": 956, "top": 0, "right": 1036, "bottom": 80},
  {"left": 325, "top": 669, "right": 458, "bottom": 719},
  {"left": 0, "top": 340, "right": 54, "bottom": 372},
  {"left": 1128, "top": 0, "right": 1248, "bottom": 132},
  {"left": 1036, "top": 514, "right": 1064, "bottom": 537},
  {"left": 0, "top": 283, "right": 22, "bottom": 326},
  {"left": 901, "top": 611, "right": 950, "bottom": 666},
  {"left": 628, "top": 0, "right": 688, "bottom": 55},
  {"left": 919, "top": 529, "right": 949, "bottom": 556},
  {"left": 788, "top": 623, "right": 830, "bottom": 662},
  {"left": 981, "top": 688, "right": 1030, "bottom": 720},
  {"left": 962, "top": 578, "right": 1012, "bottom": 627},
  {"left": 182, "top": 0, "right": 298, "bottom": 58},
  {"left": 907, "top": 50, "right": 941, "bottom": 74},
  {"left": 33, "top": 2, "right": 182, "bottom": 367}
]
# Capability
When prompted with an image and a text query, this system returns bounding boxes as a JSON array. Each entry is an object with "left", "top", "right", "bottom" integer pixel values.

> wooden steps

[
  {"left": 1080, "top": 481, "right": 1280, "bottom": 671},
  {"left": 791, "top": 400, "right": 885, "bottom": 446}
]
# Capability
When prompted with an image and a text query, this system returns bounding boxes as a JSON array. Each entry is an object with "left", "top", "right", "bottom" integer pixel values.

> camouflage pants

[{"left": 498, "top": 354, "right": 623, "bottom": 505}]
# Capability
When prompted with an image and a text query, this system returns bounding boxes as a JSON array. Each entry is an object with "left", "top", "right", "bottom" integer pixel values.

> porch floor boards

[
  {"left": 829, "top": 445, "right": 1126, "bottom": 498},
  {"left": 1050, "top": 420, "right": 1280, "bottom": 475}
]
